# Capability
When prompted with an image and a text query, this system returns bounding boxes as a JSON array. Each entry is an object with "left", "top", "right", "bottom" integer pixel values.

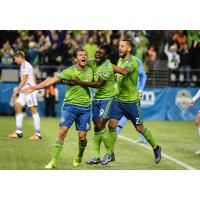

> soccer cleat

[
  {"left": 86, "top": 157, "right": 102, "bottom": 165},
  {"left": 195, "top": 149, "right": 200, "bottom": 155},
  {"left": 73, "top": 157, "right": 82, "bottom": 167},
  {"left": 45, "top": 161, "right": 56, "bottom": 169},
  {"left": 101, "top": 154, "right": 112, "bottom": 165},
  {"left": 30, "top": 134, "right": 42, "bottom": 140},
  {"left": 153, "top": 145, "right": 162, "bottom": 164},
  {"left": 111, "top": 152, "right": 115, "bottom": 162},
  {"left": 8, "top": 132, "right": 23, "bottom": 139}
]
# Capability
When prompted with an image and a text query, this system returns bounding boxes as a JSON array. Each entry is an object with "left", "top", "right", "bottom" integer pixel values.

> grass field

[{"left": 0, "top": 116, "right": 200, "bottom": 170}]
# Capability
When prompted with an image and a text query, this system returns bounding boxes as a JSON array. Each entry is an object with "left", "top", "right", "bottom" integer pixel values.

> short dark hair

[
  {"left": 14, "top": 51, "right": 25, "bottom": 58},
  {"left": 73, "top": 48, "right": 86, "bottom": 58},
  {"left": 122, "top": 39, "right": 133, "bottom": 51},
  {"left": 99, "top": 44, "right": 110, "bottom": 55}
]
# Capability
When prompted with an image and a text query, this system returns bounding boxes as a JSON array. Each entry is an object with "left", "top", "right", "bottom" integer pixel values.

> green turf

[{"left": 0, "top": 116, "right": 200, "bottom": 170}]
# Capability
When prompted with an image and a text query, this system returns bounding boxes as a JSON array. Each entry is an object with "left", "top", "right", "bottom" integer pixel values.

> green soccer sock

[
  {"left": 102, "top": 128, "right": 112, "bottom": 155},
  {"left": 93, "top": 130, "right": 103, "bottom": 158},
  {"left": 51, "top": 140, "right": 64, "bottom": 163},
  {"left": 109, "top": 128, "right": 117, "bottom": 152},
  {"left": 141, "top": 128, "right": 157, "bottom": 149},
  {"left": 77, "top": 139, "right": 87, "bottom": 159}
]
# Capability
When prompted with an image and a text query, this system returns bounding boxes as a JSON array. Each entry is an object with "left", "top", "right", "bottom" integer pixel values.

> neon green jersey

[
  {"left": 57, "top": 65, "right": 93, "bottom": 107},
  {"left": 88, "top": 59, "right": 115, "bottom": 99},
  {"left": 116, "top": 55, "right": 139, "bottom": 102}
]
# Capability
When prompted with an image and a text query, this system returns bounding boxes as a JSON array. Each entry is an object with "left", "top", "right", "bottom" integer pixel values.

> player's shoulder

[{"left": 24, "top": 61, "right": 33, "bottom": 68}]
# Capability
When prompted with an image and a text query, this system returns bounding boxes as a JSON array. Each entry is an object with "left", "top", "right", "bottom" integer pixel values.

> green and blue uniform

[
  {"left": 57, "top": 65, "right": 93, "bottom": 131},
  {"left": 88, "top": 58, "right": 116, "bottom": 122},
  {"left": 113, "top": 55, "right": 143, "bottom": 125}
]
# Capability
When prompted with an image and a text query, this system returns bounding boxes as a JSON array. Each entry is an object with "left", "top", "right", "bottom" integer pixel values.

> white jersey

[
  {"left": 192, "top": 89, "right": 200, "bottom": 102},
  {"left": 20, "top": 61, "right": 36, "bottom": 89}
]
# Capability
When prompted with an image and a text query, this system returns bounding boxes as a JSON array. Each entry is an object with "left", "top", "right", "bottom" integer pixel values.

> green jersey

[
  {"left": 88, "top": 58, "right": 115, "bottom": 99},
  {"left": 57, "top": 65, "right": 93, "bottom": 107},
  {"left": 116, "top": 55, "right": 139, "bottom": 102}
]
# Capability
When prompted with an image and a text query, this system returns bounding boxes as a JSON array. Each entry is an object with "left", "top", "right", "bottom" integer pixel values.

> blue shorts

[
  {"left": 92, "top": 98, "right": 117, "bottom": 122},
  {"left": 59, "top": 104, "right": 91, "bottom": 132},
  {"left": 112, "top": 101, "right": 143, "bottom": 125}
]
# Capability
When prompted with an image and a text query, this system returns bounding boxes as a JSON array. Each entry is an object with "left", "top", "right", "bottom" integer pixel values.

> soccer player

[
  {"left": 9, "top": 51, "right": 41, "bottom": 140},
  {"left": 68, "top": 45, "right": 117, "bottom": 165},
  {"left": 116, "top": 56, "right": 148, "bottom": 144},
  {"left": 23, "top": 49, "right": 93, "bottom": 168},
  {"left": 188, "top": 89, "right": 200, "bottom": 154},
  {"left": 109, "top": 39, "right": 161, "bottom": 164}
]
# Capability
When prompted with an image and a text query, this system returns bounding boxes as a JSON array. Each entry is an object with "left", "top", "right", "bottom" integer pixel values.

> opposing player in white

[
  {"left": 188, "top": 89, "right": 200, "bottom": 154},
  {"left": 9, "top": 51, "right": 41, "bottom": 140}
]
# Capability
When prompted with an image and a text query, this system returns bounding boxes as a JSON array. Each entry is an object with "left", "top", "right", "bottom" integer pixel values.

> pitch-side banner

[{"left": 0, "top": 83, "right": 200, "bottom": 121}]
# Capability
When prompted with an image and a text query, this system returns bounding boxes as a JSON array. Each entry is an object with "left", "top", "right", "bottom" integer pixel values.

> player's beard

[{"left": 119, "top": 51, "right": 127, "bottom": 59}]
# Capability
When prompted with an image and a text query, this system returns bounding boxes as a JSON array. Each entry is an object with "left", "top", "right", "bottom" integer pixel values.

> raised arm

[{"left": 23, "top": 76, "right": 61, "bottom": 94}]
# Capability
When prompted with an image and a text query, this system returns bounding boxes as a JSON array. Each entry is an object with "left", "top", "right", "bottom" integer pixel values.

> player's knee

[
  {"left": 108, "top": 120, "right": 118, "bottom": 129},
  {"left": 135, "top": 125, "right": 145, "bottom": 133},
  {"left": 15, "top": 105, "right": 22, "bottom": 113},
  {"left": 58, "top": 127, "right": 68, "bottom": 140},
  {"left": 94, "top": 124, "right": 104, "bottom": 132},
  {"left": 79, "top": 133, "right": 87, "bottom": 142}
]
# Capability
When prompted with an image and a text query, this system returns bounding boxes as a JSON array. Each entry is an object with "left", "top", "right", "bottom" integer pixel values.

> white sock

[
  {"left": 197, "top": 126, "right": 200, "bottom": 136},
  {"left": 32, "top": 113, "right": 41, "bottom": 136},
  {"left": 16, "top": 113, "right": 24, "bottom": 134}
]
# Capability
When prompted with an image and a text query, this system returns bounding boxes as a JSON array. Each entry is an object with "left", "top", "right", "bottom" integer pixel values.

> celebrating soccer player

[
  {"left": 68, "top": 45, "right": 117, "bottom": 165},
  {"left": 23, "top": 48, "right": 93, "bottom": 168},
  {"left": 109, "top": 39, "right": 162, "bottom": 164},
  {"left": 9, "top": 51, "right": 41, "bottom": 140},
  {"left": 116, "top": 56, "right": 148, "bottom": 144}
]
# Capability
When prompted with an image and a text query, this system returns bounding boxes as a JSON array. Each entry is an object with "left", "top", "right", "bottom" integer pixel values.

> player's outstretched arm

[
  {"left": 188, "top": 89, "right": 200, "bottom": 107},
  {"left": 68, "top": 77, "right": 106, "bottom": 88},
  {"left": 113, "top": 65, "right": 129, "bottom": 75},
  {"left": 23, "top": 76, "right": 61, "bottom": 94}
]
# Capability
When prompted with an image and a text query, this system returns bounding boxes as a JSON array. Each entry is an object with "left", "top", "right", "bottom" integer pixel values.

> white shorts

[{"left": 16, "top": 91, "right": 38, "bottom": 107}]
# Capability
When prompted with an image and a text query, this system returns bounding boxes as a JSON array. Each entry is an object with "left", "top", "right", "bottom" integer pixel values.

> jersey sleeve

[
  {"left": 56, "top": 69, "right": 71, "bottom": 81},
  {"left": 21, "top": 64, "right": 29, "bottom": 76},
  {"left": 125, "top": 58, "right": 138, "bottom": 73}
]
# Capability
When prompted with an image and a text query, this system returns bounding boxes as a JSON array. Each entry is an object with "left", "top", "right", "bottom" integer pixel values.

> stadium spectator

[
  {"left": 44, "top": 84, "right": 57, "bottom": 117},
  {"left": 83, "top": 36, "right": 97, "bottom": 59},
  {"left": 27, "top": 41, "right": 39, "bottom": 66},
  {"left": 173, "top": 30, "right": 187, "bottom": 49},
  {"left": 164, "top": 43, "right": 180, "bottom": 85},
  {"left": 135, "top": 41, "right": 146, "bottom": 61},
  {"left": 178, "top": 44, "right": 191, "bottom": 85},
  {"left": 1, "top": 41, "right": 14, "bottom": 65},
  {"left": 59, "top": 33, "right": 78, "bottom": 66},
  {"left": 145, "top": 45, "right": 157, "bottom": 67}
]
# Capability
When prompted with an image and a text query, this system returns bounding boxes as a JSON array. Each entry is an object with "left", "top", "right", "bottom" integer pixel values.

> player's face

[
  {"left": 75, "top": 51, "right": 87, "bottom": 67},
  {"left": 95, "top": 48, "right": 107, "bottom": 65},
  {"left": 14, "top": 56, "right": 23, "bottom": 65},
  {"left": 119, "top": 41, "right": 131, "bottom": 58}
]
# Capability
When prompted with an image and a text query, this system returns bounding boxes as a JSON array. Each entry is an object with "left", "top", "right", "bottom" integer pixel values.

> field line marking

[{"left": 118, "top": 135, "right": 197, "bottom": 170}]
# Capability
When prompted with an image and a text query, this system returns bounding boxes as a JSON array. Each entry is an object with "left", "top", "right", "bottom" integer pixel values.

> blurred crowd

[{"left": 0, "top": 30, "right": 200, "bottom": 74}]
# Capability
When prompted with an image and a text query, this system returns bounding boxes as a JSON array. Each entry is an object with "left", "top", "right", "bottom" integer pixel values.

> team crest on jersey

[{"left": 176, "top": 89, "right": 192, "bottom": 113}]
